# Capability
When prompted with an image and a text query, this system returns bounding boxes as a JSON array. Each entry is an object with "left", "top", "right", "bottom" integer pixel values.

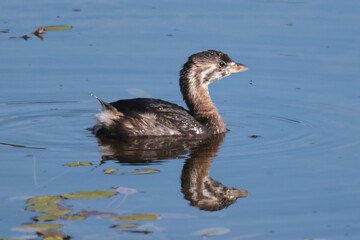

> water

[{"left": 1, "top": 0, "right": 360, "bottom": 239}]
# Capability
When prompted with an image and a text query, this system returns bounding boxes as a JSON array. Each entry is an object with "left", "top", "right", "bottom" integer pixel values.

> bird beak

[{"left": 228, "top": 62, "right": 248, "bottom": 73}]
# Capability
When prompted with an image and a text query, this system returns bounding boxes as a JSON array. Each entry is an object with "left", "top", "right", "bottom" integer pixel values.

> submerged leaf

[
  {"left": 79, "top": 210, "right": 111, "bottom": 217},
  {"left": 193, "top": 227, "right": 230, "bottom": 237},
  {"left": 129, "top": 168, "right": 159, "bottom": 175},
  {"left": 61, "top": 190, "right": 117, "bottom": 199},
  {"left": 20, "top": 223, "right": 63, "bottom": 229},
  {"left": 104, "top": 214, "right": 159, "bottom": 222},
  {"left": 111, "top": 223, "right": 139, "bottom": 229},
  {"left": 44, "top": 26, "right": 72, "bottom": 31},
  {"left": 63, "top": 161, "right": 92, "bottom": 167}
]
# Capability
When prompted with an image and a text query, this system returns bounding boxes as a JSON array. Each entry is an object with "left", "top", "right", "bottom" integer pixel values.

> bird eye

[{"left": 219, "top": 61, "right": 226, "bottom": 67}]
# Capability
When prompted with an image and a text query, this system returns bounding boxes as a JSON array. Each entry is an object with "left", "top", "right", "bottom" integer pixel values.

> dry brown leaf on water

[{"left": 37, "top": 229, "right": 70, "bottom": 239}]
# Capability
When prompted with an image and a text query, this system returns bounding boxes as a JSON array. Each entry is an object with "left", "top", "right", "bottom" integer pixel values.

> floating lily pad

[
  {"left": 104, "top": 168, "right": 118, "bottom": 174},
  {"left": 44, "top": 26, "right": 72, "bottom": 31},
  {"left": 63, "top": 161, "right": 92, "bottom": 167},
  {"left": 26, "top": 203, "right": 59, "bottom": 213},
  {"left": 111, "top": 223, "right": 139, "bottom": 229},
  {"left": 20, "top": 223, "right": 63, "bottom": 229},
  {"left": 129, "top": 168, "right": 159, "bottom": 175},
  {"left": 35, "top": 214, "right": 61, "bottom": 222},
  {"left": 104, "top": 214, "right": 159, "bottom": 222},
  {"left": 48, "top": 209, "right": 72, "bottom": 216},
  {"left": 61, "top": 190, "right": 117, "bottom": 199},
  {"left": 26, "top": 196, "right": 61, "bottom": 205}
]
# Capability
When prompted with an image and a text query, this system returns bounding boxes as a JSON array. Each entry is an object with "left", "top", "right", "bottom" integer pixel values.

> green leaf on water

[
  {"left": 44, "top": 26, "right": 72, "bottom": 31},
  {"left": 26, "top": 196, "right": 62, "bottom": 205},
  {"left": 48, "top": 209, "right": 72, "bottom": 216},
  {"left": 26, "top": 203, "right": 59, "bottom": 213},
  {"left": 34, "top": 214, "right": 61, "bottom": 222},
  {"left": 19, "top": 223, "right": 64, "bottom": 229},
  {"left": 104, "top": 214, "right": 159, "bottom": 222},
  {"left": 63, "top": 161, "right": 92, "bottom": 167},
  {"left": 111, "top": 223, "right": 139, "bottom": 229},
  {"left": 61, "top": 190, "right": 117, "bottom": 199},
  {"left": 129, "top": 168, "right": 159, "bottom": 175}
]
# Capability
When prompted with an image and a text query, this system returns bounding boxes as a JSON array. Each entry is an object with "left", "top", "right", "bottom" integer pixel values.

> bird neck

[{"left": 180, "top": 66, "right": 226, "bottom": 133}]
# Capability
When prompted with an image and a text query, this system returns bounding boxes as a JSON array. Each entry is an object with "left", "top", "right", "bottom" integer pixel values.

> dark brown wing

[{"left": 95, "top": 98, "right": 207, "bottom": 138}]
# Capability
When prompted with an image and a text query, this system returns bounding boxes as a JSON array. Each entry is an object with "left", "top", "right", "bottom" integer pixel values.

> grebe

[{"left": 93, "top": 50, "right": 248, "bottom": 138}]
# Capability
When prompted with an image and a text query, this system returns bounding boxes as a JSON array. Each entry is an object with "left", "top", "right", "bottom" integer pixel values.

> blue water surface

[{"left": 0, "top": 0, "right": 359, "bottom": 239}]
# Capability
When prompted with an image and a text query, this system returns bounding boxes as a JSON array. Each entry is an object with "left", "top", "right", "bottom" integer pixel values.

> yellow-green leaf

[
  {"left": 63, "top": 161, "right": 92, "bottom": 167},
  {"left": 104, "top": 214, "right": 159, "bottom": 222},
  {"left": 19, "top": 223, "right": 63, "bottom": 229},
  {"left": 111, "top": 223, "right": 139, "bottom": 229},
  {"left": 129, "top": 168, "right": 159, "bottom": 175},
  {"left": 26, "top": 203, "right": 59, "bottom": 213},
  {"left": 26, "top": 196, "right": 61, "bottom": 205},
  {"left": 48, "top": 209, "right": 72, "bottom": 216},
  {"left": 104, "top": 168, "right": 118, "bottom": 174},
  {"left": 35, "top": 214, "right": 61, "bottom": 222},
  {"left": 61, "top": 190, "right": 117, "bottom": 199},
  {"left": 44, "top": 26, "right": 72, "bottom": 31}
]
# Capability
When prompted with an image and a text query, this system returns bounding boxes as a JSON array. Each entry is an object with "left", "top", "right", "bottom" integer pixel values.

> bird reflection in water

[{"left": 96, "top": 134, "right": 248, "bottom": 211}]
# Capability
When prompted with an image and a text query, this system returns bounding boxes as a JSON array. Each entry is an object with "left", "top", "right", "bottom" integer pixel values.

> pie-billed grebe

[{"left": 93, "top": 50, "right": 248, "bottom": 138}]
